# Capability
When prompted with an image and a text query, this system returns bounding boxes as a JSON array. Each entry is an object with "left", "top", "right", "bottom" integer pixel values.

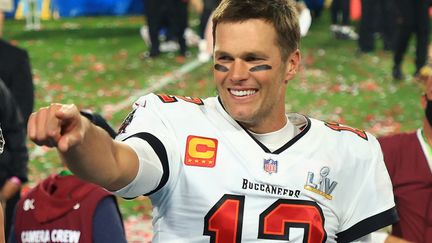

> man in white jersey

[{"left": 27, "top": 0, "right": 398, "bottom": 242}]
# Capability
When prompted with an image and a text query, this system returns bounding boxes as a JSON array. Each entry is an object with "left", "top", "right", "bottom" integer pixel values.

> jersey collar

[{"left": 215, "top": 96, "right": 311, "bottom": 154}]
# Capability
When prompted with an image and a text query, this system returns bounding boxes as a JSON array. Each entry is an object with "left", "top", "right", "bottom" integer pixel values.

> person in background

[
  {"left": 303, "top": 0, "right": 324, "bottom": 19},
  {"left": 0, "top": 39, "right": 34, "bottom": 124},
  {"left": 169, "top": 0, "right": 189, "bottom": 59},
  {"left": 0, "top": 79, "right": 28, "bottom": 240},
  {"left": 28, "top": 0, "right": 397, "bottom": 241},
  {"left": 198, "top": 0, "right": 220, "bottom": 41},
  {"left": 193, "top": 0, "right": 221, "bottom": 62},
  {"left": 329, "top": 0, "right": 358, "bottom": 40},
  {"left": 296, "top": 0, "right": 312, "bottom": 37},
  {"left": 8, "top": 110, "right": 127, "bottom": 243},
  {"left": 391, "top": 0, "right": 430, "bottom": 80},
  {"left": 142, "top": 0, "right": 189, "bottom": 59},
  {"left": 141, "top": 0, "right": 166, "bottom": 58},
  {"left": 374, "top": 68, "right": 432, "bottom": 242},
  {"left": 357, "top": 0, "right": 395, "bottom": 53},
  {"left": 0, "top": 0, "right": 13, "bottom": 38}
]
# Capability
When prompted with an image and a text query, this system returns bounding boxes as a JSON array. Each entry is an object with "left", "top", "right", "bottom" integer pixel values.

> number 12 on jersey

[{"left": 204, "top": 194, "right": 327, "bottom": 243}]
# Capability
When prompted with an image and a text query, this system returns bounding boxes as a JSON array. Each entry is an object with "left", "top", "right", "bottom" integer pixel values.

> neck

[{"left": 243, "top": 114, "right": 287, "bottom": 134}]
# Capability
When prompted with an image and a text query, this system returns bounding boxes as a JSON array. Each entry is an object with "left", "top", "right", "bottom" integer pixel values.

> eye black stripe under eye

[
  {"left": 249, "top": 64, "right": 272, "bottom": 72},
  {"left": 214, "top": 64, "right": 229, "bottom": 72}
]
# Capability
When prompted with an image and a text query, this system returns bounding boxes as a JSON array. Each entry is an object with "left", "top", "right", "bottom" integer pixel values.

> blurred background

[{"left": 1, "top": 0, "right": 426, "bottom": 242}]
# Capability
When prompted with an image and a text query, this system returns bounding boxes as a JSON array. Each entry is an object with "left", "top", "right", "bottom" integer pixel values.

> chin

[
  {"left": 223, "top": 99, "right": 255, "bottom": 120},
  {"left": 229, "top": 110, "right": 254, "bottom": 123}
]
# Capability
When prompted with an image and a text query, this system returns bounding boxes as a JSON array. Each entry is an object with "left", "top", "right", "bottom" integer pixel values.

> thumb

[{"left": 57, "top": 135, "right": 81, "bottom": 153}]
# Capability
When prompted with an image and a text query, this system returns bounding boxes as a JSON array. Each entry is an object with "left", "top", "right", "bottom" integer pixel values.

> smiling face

[{"left": 214, "top": 19, "right": 300, "bottom": 133}]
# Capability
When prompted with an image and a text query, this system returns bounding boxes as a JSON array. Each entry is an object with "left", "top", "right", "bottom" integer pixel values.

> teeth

[{"left": 230, "top": 89, "right": 256, "bottom": 97}]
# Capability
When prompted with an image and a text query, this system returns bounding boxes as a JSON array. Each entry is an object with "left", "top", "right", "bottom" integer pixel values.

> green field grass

[{"left": 4, "top": 12, "right": 423, "bottom": 218}]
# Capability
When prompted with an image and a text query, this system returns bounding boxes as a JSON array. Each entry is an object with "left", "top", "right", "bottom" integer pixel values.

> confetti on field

[
  {"left": 124, "top": 215, "right": 153, "bottom": 243},
  {"left": 367, "top": 117, "right": 402, "bottom": 136}
]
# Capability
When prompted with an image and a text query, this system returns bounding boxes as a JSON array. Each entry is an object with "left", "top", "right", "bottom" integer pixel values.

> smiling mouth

[{"left": 229, "top": 89, "right": 257, "bottom": 97}]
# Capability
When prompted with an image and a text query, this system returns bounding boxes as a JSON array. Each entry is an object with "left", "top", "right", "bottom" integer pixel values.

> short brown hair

[{"left": 212, "top": 0, "right": 300, "bottom": 61}]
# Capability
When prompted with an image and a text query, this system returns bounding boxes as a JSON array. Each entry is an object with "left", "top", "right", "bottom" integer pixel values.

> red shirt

[
  {"left": 379, "top": 130, "right": 432, "bottom": 242},
  {"left": 13, "top": 175, "right": 113, "bottom": 243}
]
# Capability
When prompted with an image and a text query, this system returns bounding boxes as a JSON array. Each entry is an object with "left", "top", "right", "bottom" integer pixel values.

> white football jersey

[{"left": 115, "top": 93, "right": 397, "bottom": 243}]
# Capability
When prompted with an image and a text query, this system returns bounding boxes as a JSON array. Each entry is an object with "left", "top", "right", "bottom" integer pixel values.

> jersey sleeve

[
  {"left": 114, "top": 94, "right": 179, "bottom": 198},
  {"left": 114, "top": 137, "right": 164, "bottom": 198},
  {"left": 116, "top": 94, "right": 172, "bottom": 141},
  {"left": 336, "top": 134, "right": 398, "bottom": 242}
]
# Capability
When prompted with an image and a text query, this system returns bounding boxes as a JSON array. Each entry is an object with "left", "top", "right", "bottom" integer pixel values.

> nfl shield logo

[{"left": 263, "top": 158, "right": 278, "bottom": 174}]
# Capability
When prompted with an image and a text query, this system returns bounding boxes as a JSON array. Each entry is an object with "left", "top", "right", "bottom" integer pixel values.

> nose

[{"left": 230, "top": 59, "right": 249, "bottom": 83}]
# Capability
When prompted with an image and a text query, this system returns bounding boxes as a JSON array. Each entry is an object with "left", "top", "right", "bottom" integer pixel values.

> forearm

[
  {"left": 61, "top": 117, "right": 138, "bottom": 191},
  {"left": 28, "top": 104, "right": 139, "bottom": 191}
]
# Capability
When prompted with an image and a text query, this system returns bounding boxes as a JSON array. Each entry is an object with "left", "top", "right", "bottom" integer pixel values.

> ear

[{"left": 284, "top": 49, "right": 301, "bottom": 81}]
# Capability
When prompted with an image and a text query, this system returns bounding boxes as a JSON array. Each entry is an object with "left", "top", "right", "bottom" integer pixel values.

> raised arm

[{"left": 28, "top": 103, "right": 139, "bottom": 191}]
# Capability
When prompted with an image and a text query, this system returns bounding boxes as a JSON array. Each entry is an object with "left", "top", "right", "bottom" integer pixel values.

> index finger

[{"left": 44, "top": 104, "right": 64, "bottom": 141}]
